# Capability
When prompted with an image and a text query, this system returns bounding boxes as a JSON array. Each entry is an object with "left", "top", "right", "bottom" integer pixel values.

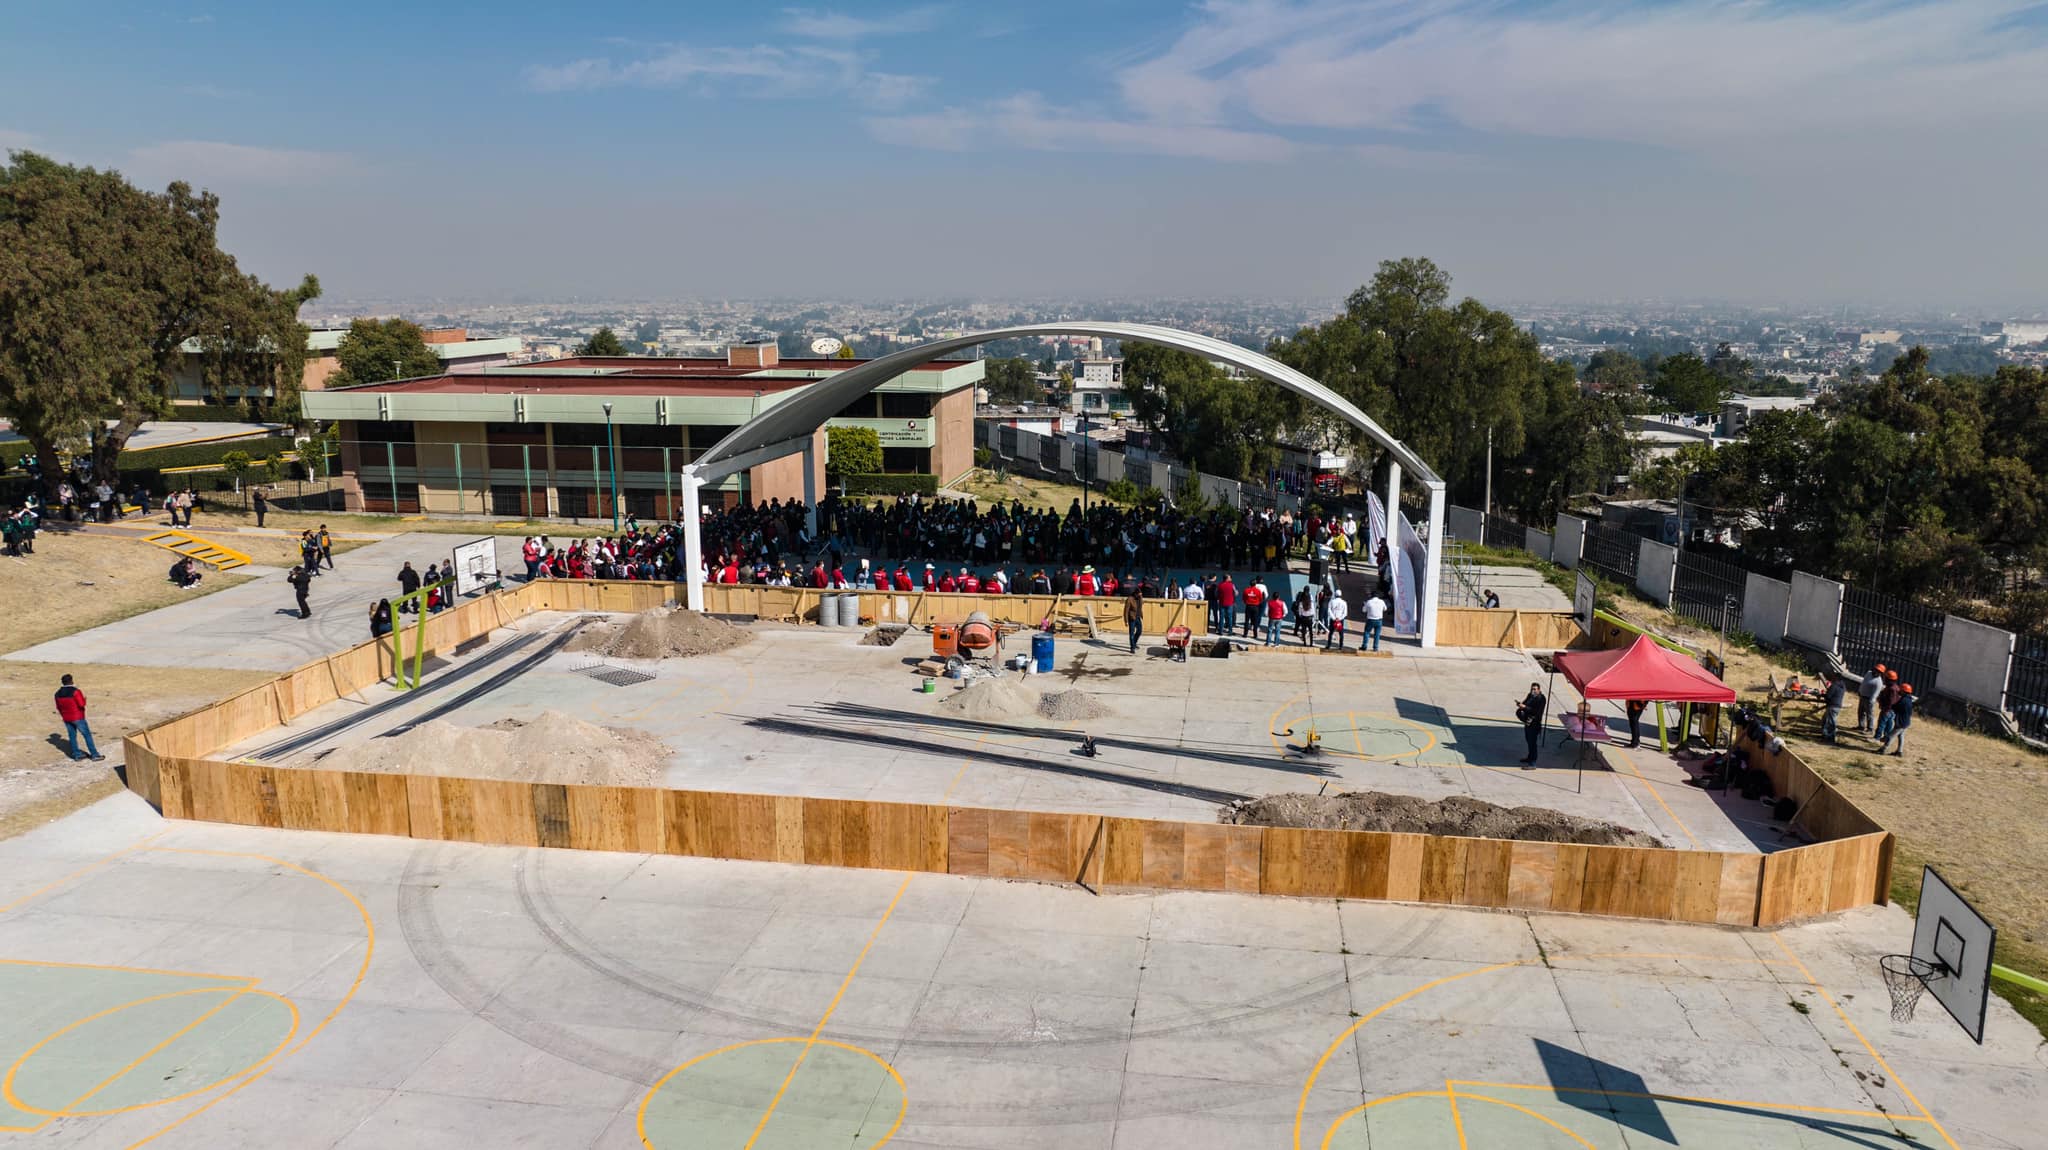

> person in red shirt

[
  {"left": 1217, "top": 575, "right": 1239, "bottom": 631},
  {"left": 1101, "top": 573, "right": 1119, "bottom": 598},
  {"left": 922, "top": 564, "right": 938, "bottom": 591},
  {"left": 718, "top": 560, "right": 740, "bottom": 584},
  {"left": 810, "top": 562, "right": 828, "bottom": 588},
  {"left": 54, "top": 674, "right": 103, "bottom": 761},
  {"left": 1241, "top": 578, "right": 1266, "bottom": 638},
  {"left": 960, "top": 571, "right": 981, "bottom": 594},
  {"left": 1075, "top": 565, "right": 1099, "bottom": 596},
  {"left": 1264, "top": 590, "right": 1288, "bottom": 646},
  {"left": 892, "top": 566, "right": 913, "bottom": 592},
  {"left": 939, "top": 572, "right": 957, "bottom": 593}
]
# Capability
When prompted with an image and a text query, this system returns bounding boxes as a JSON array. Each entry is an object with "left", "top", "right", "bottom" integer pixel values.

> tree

[
  {"left": 1121, "top": 341, "right": 1284, "bottom": 481},
  {"left": 835, "top": 342, "right": 855, "bottom": 360},
  {"left": 825, "top": 425, "right": 882, "bottom": 479},
  {"left": 633, "top": 318, "right": 661, "bottom": 345},
  {"left": 1583, "top": 349, "right": 1646, "bottom": 392},
  {"left": 1648, "top": 353, "right": 1727, "bottom": 414},
  {"left": 1706, "top": 341, "right": 1753, "bottom": 386},
  {"left": 983, "top": 358, "right": 1043, "bottom": 405},
  {"left": 0, "top": 152, "right": 319, "bottom": 496},
  {"left": 219, "top": 450, "right": 252, "bottom": 502},
  {"left": 579, "top": 327, "right": 626, "bottom": 356},
  {"left": 330, "top": 318, "right": 439, "bottom": 388}
]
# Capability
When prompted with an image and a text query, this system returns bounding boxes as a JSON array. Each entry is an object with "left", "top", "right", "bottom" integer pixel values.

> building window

[
  {"left": 353, "top": 420, "right": 416, "bottom": 443},
  {"left": 881, "top": 447, "right": 926, "bottom": 474},
  {"left": 551, "top": 422, "right": 609, "bottom": 447},
  {"left": 879, "top": 392, "right": 931, "bottom": 419},
  {"left": 688, "top": 425, "right": 741, "bottom": 460},
  {"left": 485, "top": 422, "right": 544, "bottom": 443},
  {"left": 618, "top": 425, "right": 682, "bottom": 448},
  {"left": 833, "top": 396, "right": 879, "bottom": 419},
  {"left": 553, "top": 487, "right": 594, "bottom": 518}
]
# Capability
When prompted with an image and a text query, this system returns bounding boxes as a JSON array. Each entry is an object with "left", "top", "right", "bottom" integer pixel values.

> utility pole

[
  {"left": 602, "top": 401, "right": 621, "bottom": 532},
  {"left": 1484, "top": 425, "right": 1493, "bottom": 518}
]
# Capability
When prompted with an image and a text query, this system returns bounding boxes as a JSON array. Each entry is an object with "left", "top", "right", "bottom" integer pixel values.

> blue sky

[{"left": 5, "top": 1, "right": 2046, "bottom": 307}]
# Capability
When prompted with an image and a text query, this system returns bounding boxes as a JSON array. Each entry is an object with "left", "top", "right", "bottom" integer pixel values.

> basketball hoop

[{"left": 1879, "top": 954, "right": 1938, "bottom": 1022}]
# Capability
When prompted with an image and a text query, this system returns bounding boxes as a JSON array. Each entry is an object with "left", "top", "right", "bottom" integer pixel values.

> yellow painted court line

[
  {"left": 60, "top": 987, "right": 254, "bottom": 1115},
  {"left": 1446, "top": 1080, "right": 1469, "bottom": 1150},
  {"left": 118, "top": 849, "right": 375, "bottom": 1150},
  {"left": 1348, "top": 711, "right": 1365, "bottom": 758},
  {"left": 1770, "top": 933, "right": 1961, "bottom": 1150},
  {"left": 1319, "top": 1089, "right": 1597, "bottom": 1150},
  {"left": 742, "top": 873, "right": 915, "bottom": 1149},
  {"left": 1611, "top": 747, "right": 1701, "bottom": 849},
  {"left": 0, "top": 958, "right": 254, "bottom": 984},
  {"left": 0, "top": 831, "right": 165, "bottom": 917}
]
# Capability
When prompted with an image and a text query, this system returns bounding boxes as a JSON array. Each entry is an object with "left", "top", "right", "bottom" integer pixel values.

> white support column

[
  {"left": 1420, "top": 483, "right": 1446, "bottom": 648},
  {"left": 801, "top": 440, "right": 818, "bottom": 547},
  {"left": 1382, "top": 460, "right": 1402, "bottom": 555},
  {"left": 681, "top": 467, "right": 705, "bottom": 612}
]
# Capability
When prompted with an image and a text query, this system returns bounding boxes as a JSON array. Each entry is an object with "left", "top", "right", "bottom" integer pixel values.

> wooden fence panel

[
  {"left": 566, "top": 786, "right": 667, "bottom": 853},
  {"left": 122, "top": 738, "right": 161, "bottom": 810},
  {"left": 340, "top": 772, "right": 411, "bottom": 837}
]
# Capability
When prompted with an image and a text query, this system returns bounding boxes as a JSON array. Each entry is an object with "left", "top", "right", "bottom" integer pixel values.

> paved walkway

[
  {"left": 0, "top": 792, "right": 2034, "bottom": 1149},
  {"left": 3, "top": 534, "right": 527, "bottom": 672}
]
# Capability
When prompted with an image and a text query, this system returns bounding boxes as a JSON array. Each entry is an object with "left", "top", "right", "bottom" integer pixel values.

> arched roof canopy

[{"left": 690, "top": 322, "right": 1442, "bottom": 488}]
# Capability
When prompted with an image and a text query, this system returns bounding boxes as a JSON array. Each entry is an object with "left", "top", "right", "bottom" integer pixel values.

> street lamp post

[
  {"left": 602, "top": 401, "right": 621, "bottom": 532},
  {"left": 1079, "top": 412, "right": 1090, "bottom": 514}
]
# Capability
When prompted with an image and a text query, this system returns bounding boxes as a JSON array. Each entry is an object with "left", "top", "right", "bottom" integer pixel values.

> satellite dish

[{"left": 810, "top": 336, "right": 845, "bottom": 356}]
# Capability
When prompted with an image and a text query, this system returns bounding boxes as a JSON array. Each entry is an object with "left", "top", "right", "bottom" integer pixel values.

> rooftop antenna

[{"left": 809, "top": 336, "right": 844, "bottom": 357}]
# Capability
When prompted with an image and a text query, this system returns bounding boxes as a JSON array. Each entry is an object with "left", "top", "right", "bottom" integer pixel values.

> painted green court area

[
  {"left": 640, "top": 1038, "right": 906, "bottom": 1150},
  {"left": 1330, "top": 1087, "right": 1924, "bottom": 1148},
  {"left": 0, "top": 961, "right": 296, "bottom": 1131},
  {"left": 1284, "top": 710, "right": 1532, "bottom": 764}
]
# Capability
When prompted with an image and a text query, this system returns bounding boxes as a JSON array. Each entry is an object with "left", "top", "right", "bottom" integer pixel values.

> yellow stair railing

[{"left": 139, "top": 529, "right": 254, "bottom": 572}]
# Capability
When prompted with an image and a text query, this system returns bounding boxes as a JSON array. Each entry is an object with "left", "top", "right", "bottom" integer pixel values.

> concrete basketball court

[{"left": 0, "top": 791, "right": 2040, "bottom": 1149}]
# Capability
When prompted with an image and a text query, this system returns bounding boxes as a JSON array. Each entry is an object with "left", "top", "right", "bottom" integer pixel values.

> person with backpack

[{"left": 54, "top": 674, "right": 105, "bottom": 762}]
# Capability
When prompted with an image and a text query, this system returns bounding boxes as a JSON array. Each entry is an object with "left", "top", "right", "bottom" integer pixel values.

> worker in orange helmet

[{"left": 1880, "top": 683, "right": 1915, "bottom": 756}]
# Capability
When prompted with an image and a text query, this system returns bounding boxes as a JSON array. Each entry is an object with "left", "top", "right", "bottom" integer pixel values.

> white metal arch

[{"left": 679, "top": 322, "right": 1448, "bottom": 644}]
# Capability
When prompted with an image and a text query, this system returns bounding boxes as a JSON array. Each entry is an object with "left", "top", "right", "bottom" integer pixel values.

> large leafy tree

[
  {"left": 1266, "top": 257, "right": 1618, "bottom": 519},
  {"left": 0, "top": 151, "right": 319, "bottom": 493},
  {"left": 1121, "top": 341, "right": 1284, "bottom": 481},
  {"left": 982, "top": 357, "right": 1043, "bottom": 405},
  {"left": 1648, "top": 352, "right": 1727, "bottom": 413},
  {"left": 329, "top": 318, "right": 440, "bottom": 387}
]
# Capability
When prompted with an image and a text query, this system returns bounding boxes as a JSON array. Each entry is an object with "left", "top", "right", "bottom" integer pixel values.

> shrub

[
  {"left": 842, "top": 473, "right": 939, "bottom": 497},
  {"left": 826, "top": 425, "right": 883, "bottom": 478},
  {"left": 974, "top": 447, "right": 994, "bottom": 468},
  {"left": 1101, "top": 476, "right": 1141, "bottom": 506}
]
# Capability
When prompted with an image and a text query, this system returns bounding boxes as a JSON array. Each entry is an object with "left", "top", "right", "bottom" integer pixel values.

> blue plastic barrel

[{"left": 1032, "top": 633, "right": 1055, "bottom": 673}]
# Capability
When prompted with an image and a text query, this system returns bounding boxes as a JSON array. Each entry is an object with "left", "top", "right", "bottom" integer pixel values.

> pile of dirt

[
  {"left": 860, "top": 625, "right": 908, "bottom": 647},
  {"left": 1037, "top": 689, "right": 1112, "bottom": 721},
  {"left": 570, "top": 608, "right": 751, "bottom": 660},
  {"left": 308, "top": 710, "right": 670, "bottom": 786},
  {"left": 939, "top": 676, "right": 1045, "bottom": 720},
  {"left": 1220, "top": 791, "right": 1662, "bottom": 848}
]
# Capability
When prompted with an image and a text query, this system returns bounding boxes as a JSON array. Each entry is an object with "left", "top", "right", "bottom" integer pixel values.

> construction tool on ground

[{"left": 138, "top": 528, "right": 252, "bottom": 572}]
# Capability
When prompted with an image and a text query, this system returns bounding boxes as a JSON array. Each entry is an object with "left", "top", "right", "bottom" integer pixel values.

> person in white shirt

[
  {"left": 1325, "top": 590, "right": 1350, "bottom": 649},
  {"left": 1362, "top": 592, "right": 1387, "bottom": 651},
  {"left": 1182, "top": 579, "right": 1204, "bottom": 601}
]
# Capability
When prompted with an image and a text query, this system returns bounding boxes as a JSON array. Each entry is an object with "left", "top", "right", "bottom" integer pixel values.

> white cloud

[
  {"left": 858, "top": 72, "right": 932, "bottom": 110},
  {"left": 867, "top": 94, "right": 1299, "bottom": 162},
  {"left": 780, "top": 6, "right": 943, "bottom": 40},
  {"left": 526, "top": 41, "right": 931, "bottom": 107},
  {"left": 1126, "top": 0, "right": 2048, "bottom": 151},
  {"left": 127, "top": 140, "right": 350, "bottom": 186}
]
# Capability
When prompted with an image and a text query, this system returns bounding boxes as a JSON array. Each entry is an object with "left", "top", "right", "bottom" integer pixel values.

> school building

[{"left": 299, "top": 342, "right": 982, "bottom": 518}]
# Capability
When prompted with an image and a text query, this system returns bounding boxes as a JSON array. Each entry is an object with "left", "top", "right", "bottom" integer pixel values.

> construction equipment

[{"left": 139, "top": 529, "right": 252, "bottom": 572}]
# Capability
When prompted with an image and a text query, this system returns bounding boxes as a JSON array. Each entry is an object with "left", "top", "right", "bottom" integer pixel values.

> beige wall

[
  {"left": 931, "top": 386, "right": 974, "bottom": 483},
  {"left": 748, "top": 427, "right": 829, "bottom": 503},
  {"left": 414, "top": 421, "right": 488, "bottom": 514},
  {"left": 302, "top": 354, "right": 340, "bottom": 392}
]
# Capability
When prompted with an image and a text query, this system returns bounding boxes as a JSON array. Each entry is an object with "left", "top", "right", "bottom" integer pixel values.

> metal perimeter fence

[
  {"left": 1580, "top": 521, "right": 1641, "bottom": 585},
  {"left": 1482, "top": 512, "right": 1525, "bottom": 552},
  {"left": 1837, "top": 584, "right": 1946, "bottom": 694},
  {"left": 1672, "top": 549, "right": 1748, "bottom": 635},
  {"left": 2009, "top": 636, "right": 2048, "bottom": 742}
]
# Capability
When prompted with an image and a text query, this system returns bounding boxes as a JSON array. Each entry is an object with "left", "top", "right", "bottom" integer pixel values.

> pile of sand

[
  {"left": 859, "top": 625, "right": 908, "bottom": 647},
  {"left": 307, "top": 710, "right": 670, "bottom": 787},
  {"left": 939, "top": 676, "right": 1045, "bottom": 720},
  {"left": 1037, "top": 689, "right": 1112, "bottom": 721},
  {"left": 1220, "top": 791, "right": 1661, "bottom": 848},
  {"left": 570, "top": 608, "right": 751, "bottom": 660}
]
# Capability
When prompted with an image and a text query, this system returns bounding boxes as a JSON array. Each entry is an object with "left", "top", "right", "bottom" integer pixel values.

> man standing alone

[
  {"left": 1325, "top": 589, "right": 1349, "bottom": 649},
  {"left": 1517, "top": 682, "right": 1547, "bottom": 765},
  {"left": 1822, "top": 673, "right": 1847, "bottom": 743},
  {"left": 288, "top": 564, "right": 313, "bottom": 620},
  {"left": 54, "top": 674, "right": 105, "bottom": 762},
  {"left": 1361, "top": 592, "right": 1386, "bottom": 651}
]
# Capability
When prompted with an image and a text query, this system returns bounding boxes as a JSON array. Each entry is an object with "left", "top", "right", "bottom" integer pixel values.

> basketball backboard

[
  {"left": 1910, "top": 865, "right": 1995, "bottom": 1043},
  {"left": 452, "top": 537, "right": 499, "bottom": 598}
]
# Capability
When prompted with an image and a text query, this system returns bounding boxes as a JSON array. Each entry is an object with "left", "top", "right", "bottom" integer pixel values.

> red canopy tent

[{"left": 1552, "top": 634, "right": 1736, "bottom": 703}]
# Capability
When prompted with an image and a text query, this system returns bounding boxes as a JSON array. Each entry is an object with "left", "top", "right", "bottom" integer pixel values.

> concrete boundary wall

[
  {"left": 1636, "top": 539, "right": 1679, "bottom": 606},
  {"left": 1552, "top": 515, "right": 1587, "bottom": 569},
  {"left": 1787, "top": 572, "right": 1845, "bottom": 653},
  {"left": 1447, "top": 505, "right": 1484, "bottom": 544},
  {"left": 1935, "top": 615, "right": 2016, "bottom": 711},
  {"left": 1525, "top": 528, "right": 1554, "bottom": 563},
  {"left": 1745, "top": 573, "right": 1792, "bottom": 647}
]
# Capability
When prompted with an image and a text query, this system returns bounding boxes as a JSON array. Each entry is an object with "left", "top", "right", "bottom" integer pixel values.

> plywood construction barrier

[
  {"left": 699, "top": 583, "right": 1211, "bottom": 637},
  {"left": 1436, "top": 607, "right": 1585, "bottom": 650},
  {"left": 114, "top": 575, "right": 1888, "bottom": 928}
]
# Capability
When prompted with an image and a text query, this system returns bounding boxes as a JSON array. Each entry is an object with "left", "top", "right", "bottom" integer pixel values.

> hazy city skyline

[{"left": 5, "top": 1, "right": 2045, "bottom": 310}]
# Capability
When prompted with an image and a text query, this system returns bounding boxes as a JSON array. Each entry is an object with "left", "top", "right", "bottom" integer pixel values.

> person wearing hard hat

[
  {"left": 1857, "top": 664, "right": 1885, "bottom": 733},
  {"left": 1880, "top": 684, "right": 1915, "bottom": 756},
  {"left": 1873, "top": 670, "right": 1901, "bottom": 744}
]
